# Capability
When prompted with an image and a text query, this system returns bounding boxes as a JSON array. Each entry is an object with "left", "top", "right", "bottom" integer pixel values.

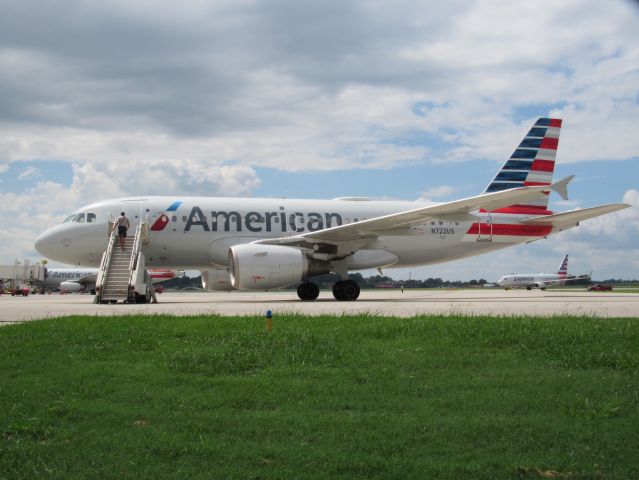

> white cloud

[
  {"left": 1, "top": 0, "right": 637, "bottom": 174},
  {"left": 17, "top": 166, "right": 40, "bottom": 180},
  {"left": 417, "top": 185, "right": 455, "bottom": 202}
]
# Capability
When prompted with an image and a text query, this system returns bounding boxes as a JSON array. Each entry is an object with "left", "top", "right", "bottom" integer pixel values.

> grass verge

[{"left": 1, "top": 314, "right": 638, "bottom": 479}]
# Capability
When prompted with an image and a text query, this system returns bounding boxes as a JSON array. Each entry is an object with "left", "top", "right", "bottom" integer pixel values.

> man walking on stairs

[{"left": 113, "top": 212, "right": 130, "bottom": 251}]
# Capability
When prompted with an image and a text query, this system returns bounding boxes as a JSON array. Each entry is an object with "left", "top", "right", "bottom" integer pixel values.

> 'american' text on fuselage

[{"left": 184, "top": 206, "right": 344, "bottom": 233}]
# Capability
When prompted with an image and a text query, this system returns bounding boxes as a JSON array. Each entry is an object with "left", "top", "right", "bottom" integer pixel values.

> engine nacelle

[
  {"left": 228, "top": 244, "right": 327, "bottom": 290},
  {"left": 60, "top": 281, "right": 83, "bottom": 292},
  {"left": 201, "top": 269, "right": 233, "bottom": 291}
]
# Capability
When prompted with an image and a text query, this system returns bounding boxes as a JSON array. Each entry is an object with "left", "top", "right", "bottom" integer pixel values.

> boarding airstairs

[{"left": 94, "top": 221, "right": 156, "bottom": 304}]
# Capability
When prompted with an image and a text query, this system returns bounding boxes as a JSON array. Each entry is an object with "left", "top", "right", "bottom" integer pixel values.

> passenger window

[
  {"left": 87, "top": 213, "right": 97, "bottom": 223},
  {"left": 74, "top": 213, "right": 86, "bottom": 223}
]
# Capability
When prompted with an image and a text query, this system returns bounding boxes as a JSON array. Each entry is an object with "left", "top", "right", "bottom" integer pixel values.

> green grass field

[{"left": 1, "top": 314, "right": 638, "bottom": 479}]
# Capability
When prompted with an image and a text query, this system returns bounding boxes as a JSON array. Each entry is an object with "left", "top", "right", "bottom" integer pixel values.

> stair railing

[
  {"left": 95, "top": 228, "right": 118, "bottom": 302},
  {"left": 126, "top": 222, "right": 147, "bottom": 301},
  {"left": 128, "top": 222, "right": 144, "bottom": 274}
]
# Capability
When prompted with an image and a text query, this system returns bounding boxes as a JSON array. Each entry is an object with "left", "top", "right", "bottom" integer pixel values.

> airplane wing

[
  {"left": 521, "top": 204, "right": 629, "bottom": 231},
  {"left": 254, "top": 181, "right": 568, "bottom": 253},
  {"left": 565, "top": 274, "right": 592, "bottom": 282},
  {"left": 76, "top": 273, "right": 98, "bottom": 285},
  {"left": 541, "top": 273, "right": 592, "bottom": 287}
]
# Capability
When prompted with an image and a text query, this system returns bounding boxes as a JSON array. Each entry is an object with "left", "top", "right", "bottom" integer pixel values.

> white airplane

[
  {"left": 496, "top": 254, "right": 590, "bottom": 290},
  {"left": 39, "top": 267, "right": 182, "bottom": 293},
  {"left": 42, "top": 267, "right": 99, "bottom": 293},
  {"left": 35, "top": 118, "right": 629, "bottom": 301}
]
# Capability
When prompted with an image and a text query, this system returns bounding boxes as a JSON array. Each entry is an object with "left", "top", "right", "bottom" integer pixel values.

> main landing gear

[
  {"left": 297, "top": 282, "right": 320, "bottom": 301},
  {"left": 296, "top": 280, "right": 361, "bottom": 301},
  {"left": 332, "top": 279, "right": 360, "bottom": 301}
]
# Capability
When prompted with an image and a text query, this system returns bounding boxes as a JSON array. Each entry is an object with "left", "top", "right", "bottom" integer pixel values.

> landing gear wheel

[
  {"left": 297, "top": 282, "right": 320, "bottom": 301},
  {"left": 332, "top": 280, "right": 360, "bottom": 301}
]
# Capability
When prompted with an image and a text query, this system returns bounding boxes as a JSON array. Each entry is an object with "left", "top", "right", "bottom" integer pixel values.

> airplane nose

[
  {"left": 34, "top": 230, "right": 53, "bottom": 258},
  {"left": 35, "top": 228, "right": 67, "bottom": 260}
]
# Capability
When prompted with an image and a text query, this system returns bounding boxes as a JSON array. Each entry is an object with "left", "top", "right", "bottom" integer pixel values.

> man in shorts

[{"left": 114, "top": 212, "right": 130, "bottom": 251}]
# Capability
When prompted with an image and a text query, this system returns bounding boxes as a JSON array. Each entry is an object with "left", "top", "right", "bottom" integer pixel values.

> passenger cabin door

[{"left": 476, "top": 211, "right": 493, "bottom": 242}]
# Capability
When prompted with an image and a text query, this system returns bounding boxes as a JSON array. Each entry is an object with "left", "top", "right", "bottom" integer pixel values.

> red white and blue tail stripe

[
  {"left": 484, "top": 118, "right": 562, "bottom": 214},
  {"left": 557, "top": 254, "right": 568, "bottom": 279}
]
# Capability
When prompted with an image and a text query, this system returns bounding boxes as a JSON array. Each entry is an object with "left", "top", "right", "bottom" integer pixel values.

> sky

[{"left": 1, "top": 0, "right": 638, "bottom": 281}]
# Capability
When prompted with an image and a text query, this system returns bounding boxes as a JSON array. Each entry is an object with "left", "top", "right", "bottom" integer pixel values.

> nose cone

[
  {"left": 35, "top": 227, "right": 59, "bottom": 260},
  {"left": 35, "top": 222, "right": 103, "bottom": 267},
  {"left": 35, "top": 224, "right": 74, "bottom": 263}
]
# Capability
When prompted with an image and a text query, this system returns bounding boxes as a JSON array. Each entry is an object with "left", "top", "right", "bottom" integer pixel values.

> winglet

[{"left": 550, "top": 175, "right": 574, "bottom": 201}]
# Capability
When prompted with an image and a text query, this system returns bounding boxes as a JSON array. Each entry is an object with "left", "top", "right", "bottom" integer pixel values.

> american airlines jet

[
  {"left": 35, "top": 119, "right": 629, "bottom": 301},
  {"left": 41, "top": 267, "right": 99, "bottom": 293},
  {"left": 496, "top": 254, "right": 590, "bottom": 290},
  {"left": 38, "top": 268, "right": 182, "bottom": 293}
]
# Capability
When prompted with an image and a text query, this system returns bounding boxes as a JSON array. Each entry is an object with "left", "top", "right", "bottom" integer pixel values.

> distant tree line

[
  {"left": 308, "top": 273, "right": 491, "bottom": 289},
  {"left": 597, "top": 278, "right": 639, "bottom": 284},
  {"left": 158, "top": 272, "right": 637, "bottom": 290}
]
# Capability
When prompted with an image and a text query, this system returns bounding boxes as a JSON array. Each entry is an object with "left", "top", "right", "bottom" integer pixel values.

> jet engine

[
  {"left": 228, "top": 244, "right": 328, "bottom": 290},
  {"left": 59, "top": 281, "right": 83, "bottom": 292},
  {"left": 201, "top": 269, "right": 233, "bottom": 291}
]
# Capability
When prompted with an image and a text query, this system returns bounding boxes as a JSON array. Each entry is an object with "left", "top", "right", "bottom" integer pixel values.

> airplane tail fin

[
  {"left": 484, "top": 118, "right": 562, "bottom": 214},
  {"left": 557, "top": 254, "right": 568, "bottom": 279}
]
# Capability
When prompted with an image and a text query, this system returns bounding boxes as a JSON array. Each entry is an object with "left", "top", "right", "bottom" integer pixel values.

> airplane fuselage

[
  {"left": 35, "top": 196, "right": 553, "bottom": 271},
  {"left": 496, "top": 273, "right": 564, "bottom": 289}
]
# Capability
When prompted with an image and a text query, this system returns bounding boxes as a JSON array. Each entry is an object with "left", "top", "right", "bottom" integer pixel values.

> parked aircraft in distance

[
  {"left": 35, "top": 118, "right": 629, "bottom": 301},
  {"left": 496, "top": 254, "right": 590, "bottom": 290},
  {"left": 40, "top": 267, "right": 182, "bottom": 293},
  {"left": 42, "top": 267, "right": 99, "bottom": 293}
]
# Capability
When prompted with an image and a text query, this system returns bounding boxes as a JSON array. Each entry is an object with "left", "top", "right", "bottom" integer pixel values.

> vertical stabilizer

[
  {"left": 484, "top": 118, "right": 562, "bottom": 214},
  {"left": 557, "top": 254, "right": 568, "bottom": 279}
]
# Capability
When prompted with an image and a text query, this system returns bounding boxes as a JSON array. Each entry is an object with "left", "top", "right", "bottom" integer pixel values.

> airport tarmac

[{"left": 1, "top": 288, "right": 638, "bottom": 324}]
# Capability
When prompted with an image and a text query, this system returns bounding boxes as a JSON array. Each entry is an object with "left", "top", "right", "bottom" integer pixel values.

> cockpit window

[{"left": 63, "top": 212, "right": 96, "bottom": 223}]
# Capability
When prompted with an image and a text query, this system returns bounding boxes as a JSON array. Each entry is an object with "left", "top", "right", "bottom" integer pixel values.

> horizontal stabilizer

[
  {"left": 551, "top": 175, "right": 574, "bottom": 201},
  {"left": 522, "top": 204, "right": 630, "bottom": 228}
]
